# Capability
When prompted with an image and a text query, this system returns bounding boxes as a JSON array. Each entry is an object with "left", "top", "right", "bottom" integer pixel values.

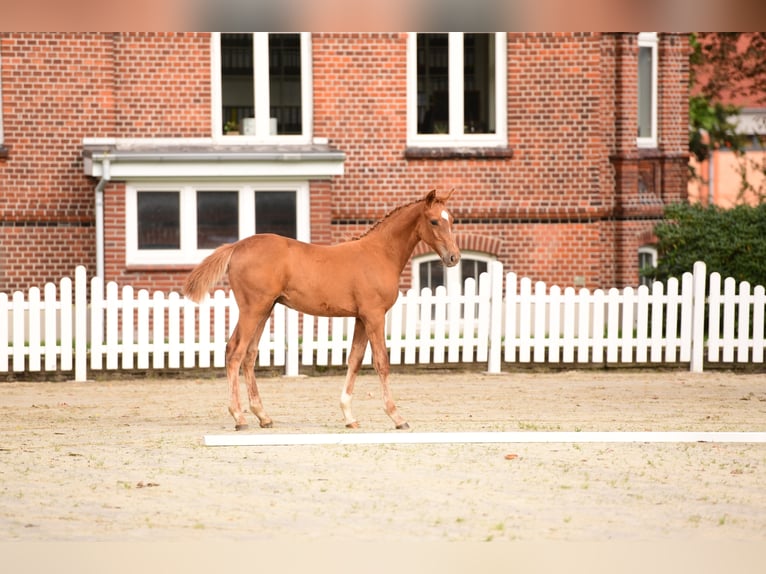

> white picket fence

[{"left": 1, "top": 261, "right": 764, "bottom": 381}]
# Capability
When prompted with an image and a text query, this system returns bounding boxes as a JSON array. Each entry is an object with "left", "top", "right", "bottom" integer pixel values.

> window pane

[
  {"left": 420, "top": 260, "right": 444, "bottom": 291},
  {"left": 137, "top": 192, "right": 180, "bottom": 249},
  {"left": 221, "top": 33, "right": 254, "bottom": 135},
  {"left": 255, "top": 191, "right": 297, "bottom": 239},
  {"left": 464, "top": 34, "right": 496, "bottom": 134},
  {"left": 462, "top": 258, "right": 488, "bottom": 284},
  {"left": 197, "top": 192, "right": 239, "bottom": 249},
  {"left": 638, "top": 45, "right": 653, "bottom": 138},
  {"left": 417, "top": 34, "right": 449, "bottom": 134},
  {"left": 269, "top": 34, "right": 302, "bottom": 135}
]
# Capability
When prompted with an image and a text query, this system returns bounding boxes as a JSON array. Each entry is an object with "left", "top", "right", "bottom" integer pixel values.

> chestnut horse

[{"left": 183, "top": 189, "right": 460, "bottom": 430}]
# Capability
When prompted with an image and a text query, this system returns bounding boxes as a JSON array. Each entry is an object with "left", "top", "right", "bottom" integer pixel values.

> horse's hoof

[
  {"left": 235, "top": 424, "right": 249, "bottom": 431},
  {"left": 260, "top": 421, "right": 273, "bottom": 429},
  {"left": 396, "top": 422, "right": 410, "bottom": 430},
  {"left": 345, "top": 421, "right": 360, "bottom": 429}
]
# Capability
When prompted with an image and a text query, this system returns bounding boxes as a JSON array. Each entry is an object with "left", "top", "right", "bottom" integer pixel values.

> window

[
  {"left": 126, "top": 182, "right": 310, "bottom": 266},
  {"left": 212, "top": 32, "right": 312, "bottom": 142},
  {"left": 638, "top": 245, "right": 658, "bottom": 287},
  {"left": 407, "top": 33, "right": 507, "bottom": 147},
  {"left": 413, "top": 252, "right": 495, "bottom": 294},
  {"left": 637, "top": 32, "right": 658, "bottom": 148}
]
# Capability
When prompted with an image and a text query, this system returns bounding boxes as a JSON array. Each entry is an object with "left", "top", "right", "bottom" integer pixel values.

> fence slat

[
  {"left": 721, "top": 277, "right": 737, "bottom": 363},
  {"left": 606, "top": 288, "right": 620, "bottom": 363},
  {"left": 476, "top": 272, "right": 491, "bottom": 364},
  {"left": 518, "top": 278, "right": 532, "bottom": 363},
  {"left": 462, "top": 278, "right": 477, "bottom": 363},
  {"left": 0, "top": 293, "right": 8, "bottom": 372},
  {"left": 532, "top": 281, "right": 546, "bottom": 363},
  {"left": 737, "top": 282, "right": 751, "bottom": 363},
  {"left": 60, "top": 277, "right": 73, "bottom": 372},
  {"left": 74, "top": 267, "right": 87, "bottom": 381},
  {"left": 561, "top": 287, "right": 575, "bottom": 363},
  {"left": 122, "top": 286, "right": 134, "bottom": 370},
  {"left": 620, "top": 287, "right": 635, "bottom": 363},
  {"left": 136, "top": 290, "right": 150, "bottom": 369},
  {"left": 487, "top": 262, "right": 503, "bottom": 373},
  {"left": 28, "top": 287, "right": 41, "bottom": 372},
  {"left": 153, "top": 291, "right": 166, "bottom": 369},
  {"left": 635, "top": 286, "right": 649, "bottom": 363},
  {"left": 12, "top": 291, "right": 25, "bottom": 372},
  {"left": 576, "top": 288, "right": 591, "bottom": 363},
  {"left": 418, "top": 288, "right": 433, "bottom": 364},
  {"left": 286, "top": 307, "right": 299, "bottom": 376},
  {"left": 44, "top": 283, "right": 58, "bottom": 371},
  {"left": 753, "top": 285, "right": 765, "bottom": 363},
  {"left": 433, "top": 285, "right": 448, "bottom": 364},
  {"left": 649, "top": 282, "right": 664, "bottom": 363},
  {"left": 503, "top": 272, "right": 518, "bottom": 363}
]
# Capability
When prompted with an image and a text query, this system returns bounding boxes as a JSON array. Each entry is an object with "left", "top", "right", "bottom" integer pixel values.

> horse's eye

[{"left": 430, "top": 219, "right": 439, "bottom": 226}]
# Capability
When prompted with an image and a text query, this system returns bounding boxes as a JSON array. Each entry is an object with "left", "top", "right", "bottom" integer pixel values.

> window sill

[
  {"left": 125, "top": 264, "right": 197, "bottom": 273},
  {"left": 404, "top": 146, "right": 514, "bottom": 160}
]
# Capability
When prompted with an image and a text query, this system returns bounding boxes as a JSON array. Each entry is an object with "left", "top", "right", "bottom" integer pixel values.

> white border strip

[{"left": 204, "top": 431, "right": 766, "bottom": 446}]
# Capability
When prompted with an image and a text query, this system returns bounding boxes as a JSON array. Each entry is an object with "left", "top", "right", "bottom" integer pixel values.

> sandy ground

[{"left": 1, "top": 368, "right": 766, "bottom": 550}]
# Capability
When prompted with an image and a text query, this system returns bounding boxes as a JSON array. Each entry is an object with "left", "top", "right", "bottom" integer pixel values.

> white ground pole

[{"left": 204, "top": 431, "right": 766, "bottom": 447}]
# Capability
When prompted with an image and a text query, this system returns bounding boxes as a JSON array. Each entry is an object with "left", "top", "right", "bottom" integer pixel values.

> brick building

[{"left": 0, "top": 32, "right": 689, "bottom": 295}]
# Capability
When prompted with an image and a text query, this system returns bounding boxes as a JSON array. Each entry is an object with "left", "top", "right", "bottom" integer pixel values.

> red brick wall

[
  {"left": 112, "top": 33, "right": 210, "bottom": 137},
  {"left": 1, "top": 32, "right": 689, "bottom": 295},
  {"left": 0, "top": 33, "right": 112, "bottom": 292},
  {"left": 315, "top": 32, "right": 627, "bottom": 289},
  {"left": 0, "top": 32, "right": 210, "bottom": 292}
]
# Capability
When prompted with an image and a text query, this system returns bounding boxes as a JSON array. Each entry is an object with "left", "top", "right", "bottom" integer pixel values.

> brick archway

[{"left": 413, "top": 233, "right": 503, "bottom": 258}]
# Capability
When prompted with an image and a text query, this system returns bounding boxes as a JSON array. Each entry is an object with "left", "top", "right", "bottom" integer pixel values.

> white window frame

[
  {"left": 412, "top": 251, "right": 497, "bottom": 294},
  {"left": 638, "top": 245, "right": 658, "bottom": 287},
  {"left": 211, "top": 32, "right": 313, "bottom": 144},
  {"left": 637, "top": 32, "right": 658, "bottom": 149},
  {"left": 407, "top": 32, "right": 507, "bottom": 148},
  {"left": 125, "top": 180, "right": 310, "bottom": 266}
]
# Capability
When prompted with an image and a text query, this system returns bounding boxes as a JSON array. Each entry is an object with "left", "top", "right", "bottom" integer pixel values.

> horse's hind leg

[
  {"left": 242, "top": 316, "right": 273, "bottom": 428},
  {"left": 226, "top": 307, "right": 269, "bottom": 430},
  {"left": 340, "top": 320, "right": 369, "bottom": 428},
  {"left": 225, "top": 324, "right": 249, "bottom": 430}
]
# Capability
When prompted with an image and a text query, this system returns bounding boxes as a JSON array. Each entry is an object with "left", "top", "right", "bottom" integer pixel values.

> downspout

[
  {"left": 94, "top": 158, "right": 110, "bottom": 280},
  {"left": 707, "top": 149, "right": 715, "bottom": 206}
]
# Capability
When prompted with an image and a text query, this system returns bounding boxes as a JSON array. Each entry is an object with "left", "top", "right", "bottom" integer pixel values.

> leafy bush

[{"left": 649, "top": 202, "right": 766, "bottom": 287}]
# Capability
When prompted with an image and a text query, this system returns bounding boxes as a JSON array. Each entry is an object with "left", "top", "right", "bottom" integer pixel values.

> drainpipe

[
  {"left": 94, "top": 158, "right": 110, "bottom": 280},
  {"left": 707, "top": 149, "right": 715, "bottom": 206}
]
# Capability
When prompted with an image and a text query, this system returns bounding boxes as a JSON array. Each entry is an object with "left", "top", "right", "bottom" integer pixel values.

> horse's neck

[{"left": 361, "top": 202, "right": 422, "bottom": 271}]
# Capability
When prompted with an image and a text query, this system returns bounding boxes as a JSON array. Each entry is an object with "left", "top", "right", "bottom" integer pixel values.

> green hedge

[{"left": 649, "top": 202, "right": 766, "bottom": 287}]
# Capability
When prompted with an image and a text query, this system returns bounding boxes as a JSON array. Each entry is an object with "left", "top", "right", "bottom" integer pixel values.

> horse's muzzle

[{"left": 443, "top": 252, "right": 461, "bottom": 267}]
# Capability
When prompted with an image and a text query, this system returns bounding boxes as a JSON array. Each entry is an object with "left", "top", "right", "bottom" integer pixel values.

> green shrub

[{"left": 648, "top": 202, "right": 766, "bottom": 287}]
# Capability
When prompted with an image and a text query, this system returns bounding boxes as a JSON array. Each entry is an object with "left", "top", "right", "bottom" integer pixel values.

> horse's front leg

[
  {"left": 363, "top": 316, "right": 409, "bottom": 430},
  {"left": 340, "top": 320, "right": 369, "bottom": 428}
]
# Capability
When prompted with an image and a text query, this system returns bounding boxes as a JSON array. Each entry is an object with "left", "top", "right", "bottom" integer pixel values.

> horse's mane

[{"left": 350, "top": 198, "right": 425, "bottom": 241}]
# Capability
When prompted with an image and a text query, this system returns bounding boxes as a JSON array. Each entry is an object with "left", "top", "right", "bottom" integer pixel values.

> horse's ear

[
  {"left": 443, "top": 188, "right": 455, "bottom": 202},
  {"left": 424, "top": 189, "right": 438, "bottom": 206}
]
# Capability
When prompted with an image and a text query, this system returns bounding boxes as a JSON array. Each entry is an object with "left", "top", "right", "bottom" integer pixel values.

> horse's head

[{"left": 419, "top": 189, "right": 461, "bottom": 267}]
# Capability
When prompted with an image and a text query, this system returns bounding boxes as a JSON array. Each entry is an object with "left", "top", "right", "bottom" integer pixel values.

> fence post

[
  {"left": 487, "top": 261, "right": 503, "bottom": 373},
  {"left": 74, "top": 266, "right": 88, "bottom": 382},
  {"left": 690, "top": 260, "right": 707, "bottom": 373}
]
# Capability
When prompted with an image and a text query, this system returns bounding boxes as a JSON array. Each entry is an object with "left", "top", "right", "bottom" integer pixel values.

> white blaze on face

[{"left": 441, "top": 209, "right": 450, "bottom": 222}]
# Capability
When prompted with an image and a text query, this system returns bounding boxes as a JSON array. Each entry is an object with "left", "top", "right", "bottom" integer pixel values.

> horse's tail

[{"left": 182, "top": 243, "right": 236, "bottom": 302}]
